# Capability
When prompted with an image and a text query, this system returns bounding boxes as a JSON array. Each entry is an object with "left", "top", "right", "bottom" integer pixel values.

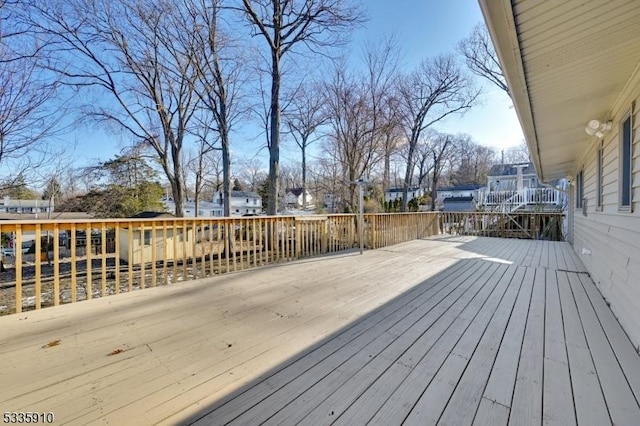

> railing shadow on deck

[{"left": 175, "top": 256, "right": 480, "bottom": 425}]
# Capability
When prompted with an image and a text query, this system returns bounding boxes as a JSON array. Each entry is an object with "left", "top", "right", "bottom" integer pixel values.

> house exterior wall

[
  {"left": 0, "top": 197, "right": 55, "bottom": 214},
  {"left": 118, "top": 228, "right": 194, "bottom": 264},
  {"left": 284, "top": 191, "right": 314, "bottom": 208},
  {"left": 165, "top": 192, "right": 263, "bottom": 217},
  {"left": 571, "top": 71, "right": 640, "bottom": 348},
  {"left": 384, "top": 188, "right": 424, "bottom": 202},
  {"left": 437, "top": 189, "right": 477, "bottom": 199},
  {"left": 214, "top": 191, "right": 262, "bottom": 216},
  {"left": 487, "top": 174, "right": 537, "bottom": 191}
]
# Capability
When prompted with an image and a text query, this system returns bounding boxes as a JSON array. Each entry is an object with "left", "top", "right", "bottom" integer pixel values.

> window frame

[
  {"left": 575, "top": 169, "right": 584, "bottom": 209},
  {"left": 619, "top": 110, "right": 633, "bottom": 211},
  {"left": 596, "top": 141, "right": 604, "bottom": 210}
]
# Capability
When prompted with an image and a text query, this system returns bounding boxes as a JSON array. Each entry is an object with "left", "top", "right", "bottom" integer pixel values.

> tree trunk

[
  {"left": 301, "top": 146, "right": 306, "bottom": 210},
  {"left": 221, "top": 136, "right": 231, "bottom": 218},
  {"left": 383, "top": 150, "right": 391, "bottom": 193},
  {"left": 431, "top": 168, "right": 439, "bottom": 211},
  {"left": 267, "top": 52, "right": 281, "bottom": 215},
  {"left": 172, "top": 179, "right": 184, "bottom": 217},
  {"left": 401, "top": 139, "right": 417, "bottom": 212}
]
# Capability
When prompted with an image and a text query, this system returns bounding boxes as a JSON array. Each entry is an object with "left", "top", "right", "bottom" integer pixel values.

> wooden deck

[{"left": 1, "top": 236, "right": 639, "bottom": 425}]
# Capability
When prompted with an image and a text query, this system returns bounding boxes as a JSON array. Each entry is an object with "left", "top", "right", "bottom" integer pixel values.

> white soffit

[{"left": 480, "top": 0, "right": 640, "bottom": 181}]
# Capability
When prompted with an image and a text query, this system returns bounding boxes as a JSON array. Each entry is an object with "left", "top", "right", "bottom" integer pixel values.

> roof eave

[{"left": 478, "top": 0, "right": 545, "bottom": 182}]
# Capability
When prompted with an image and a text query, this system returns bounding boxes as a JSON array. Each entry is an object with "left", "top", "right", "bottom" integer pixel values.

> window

[
  {"left": 253, "top": 199, "right": 257, "bottom": 205},
  {"left": 143, "top": 230, "right": 152, "bottom": 246},
  {"left": 596, "top": 141, "right": 603, "bottom": 209},
  {"left": 576, "top": 169, "right": 584, "bottom": 209},
  {"left": 620, "top": 113, "right": 633, "bottom": 210}
]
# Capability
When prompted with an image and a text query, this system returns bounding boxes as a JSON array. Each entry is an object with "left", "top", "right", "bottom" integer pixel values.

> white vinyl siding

[{"left": 572, "top": 89, "right": 640, "bottom": 347}]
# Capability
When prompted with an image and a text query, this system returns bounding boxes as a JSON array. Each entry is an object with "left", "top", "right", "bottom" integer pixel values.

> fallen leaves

[
  {"left": 42, "top": 340, "right": 61, "bottom": 348},
  {"left": 107, "top": 349, "right": 124, "bottom": 356}
]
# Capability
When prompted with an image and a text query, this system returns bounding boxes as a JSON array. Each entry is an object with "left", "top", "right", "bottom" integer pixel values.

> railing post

[
  {"left": 53, "top": 223, "right": 60, "bottom": 306},
  {"left": 15, "top": 224, "right": 22, "bottom": 313},
  {"left": 296, "top": 218, "right": 302, "bottom": 259},
  {"left": 35, "top": 224, "right": 41, "bottom": 310}
]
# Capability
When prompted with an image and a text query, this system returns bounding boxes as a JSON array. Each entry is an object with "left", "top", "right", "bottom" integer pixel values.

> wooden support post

[{"left": 53, "top": 223, "right": 60, "bottom": 305}]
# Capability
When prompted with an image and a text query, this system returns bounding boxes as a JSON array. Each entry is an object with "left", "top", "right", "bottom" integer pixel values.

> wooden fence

[
  {"left": 0, "top": 213, "right": 440, "bottom": 314},
  {"left": 0, "top": 212, "right": 564, "bottom": 314}
]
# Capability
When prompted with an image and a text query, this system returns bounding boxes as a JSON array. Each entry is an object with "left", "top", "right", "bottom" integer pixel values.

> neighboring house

[
  {"left": 481, "top": 0, "right": 640, "bottom": 346},
  {"left": 384, "top": 187, "right": 424, "bottom": 203},
  {"left": 118, "top": 212, "right": 194, "bottom": 264},
  {"left": 164, "top": 191, "right": 263, "bottom": 217},
  {"left": 184, "top": 201, "right": 220, "bottom": 218},
  {"left": 442, "top": 196, "right": 476, "bottom": 212},
  {"left": 0, "top": 196, "right": 54, "bottom": 215},
  {"left": 475, "top": 162, "right": 565, "bottom": 212},
  {"left": 284, "top": 188, "right": 314, "bottom": 209},
  {"left": 436, "top": 184, "right": 482, "bottom": 210},
  {"left": 437, "top": 184, "right": 483, "bottom": 199},
  {"left": 486, "top": 163, "right": 538, "bottom": 192},
  {"left": 214, "top": 190, "right": 262, "bottom": 216}
]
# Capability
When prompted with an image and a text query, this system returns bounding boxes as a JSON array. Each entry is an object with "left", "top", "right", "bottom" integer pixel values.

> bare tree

[
  {"left": 448, "top": 136, "right": 495, "bottom": 185},
  {"left": 185, "top": 134, "right": 218, "bottom": 217},
  {"left": 26, "top": 0, "right": 202, "bottom": 216},
  {"left": 429, "top": 132, "right": 456, "bottom": 211},
  {"left": 502, "top": 140, "right": 531, "bottom": 164},
  {"left": 285, "top": 83, "right": 327, "bottom": 209},
  {"left": 457, "top": 23, "right": 509, "bottom": 97},
  {"left": 238, "top": 157, "right": 267, "bottom": 192},
  {"left": 398, "top": 55, "right": 478, "bottom": 211},
  {"left": 178, "top": 0, "right": 247, "bottom": 217},
  {"left": 0, "top": 1, "right": 64, "bottom": 186},
  {"left": 363, "top": 38, "right": 401, "bottom": 194},
  {"left": 323, "top": 64, "right": 381, "bottom": 211},
  {"left": 413, "top": 136, "right": 434, "bottom": 190},
  {"left": 239, "top": 0, "right": 362, "bottom": 214}
]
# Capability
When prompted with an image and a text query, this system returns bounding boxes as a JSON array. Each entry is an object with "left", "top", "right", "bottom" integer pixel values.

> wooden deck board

[
  {"left": 302, "top": 263, "right": 509, "bottom": 426},
  {"left": 557, "top": 271, "right": 611, "bottom": 426},
  {"left": 569, "top": 273, "right": 640, "bottom": 425},
  {"left": 237, "top": 262, "right": 503, "bottom": 425},
  {"left": 0, "top": 236, "right": 638, "bottom": 426},
  {"left": 194, "top": 260, "right": 479, "bottom": 425},
  {"left": 543, "top": 269, "right": 576, "bottom": 425}
]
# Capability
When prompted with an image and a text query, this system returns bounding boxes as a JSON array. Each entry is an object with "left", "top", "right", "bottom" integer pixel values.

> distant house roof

[
  {"left": 442, "top": 196, "right": 476, "bottom": 212},
  {"left": 230, "top": 191, "right": 260, "bottom": 198},
  {"left": 438, "top": 184, "right": 483, "bottom": 191},
  {"left": 386, "top": 187, "right": 421, "bottom": 193},
  {"left": 128, "top": 211, "right": 174, "bottom": 219},
  {"left": 488, "top": 162, "right": 536, "bottom": 177},
  {"left": 287, "top": 188, "right": 305, "bottom": 197}
]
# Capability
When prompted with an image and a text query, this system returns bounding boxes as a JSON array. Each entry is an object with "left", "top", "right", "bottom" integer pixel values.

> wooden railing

[
  {"left": 0, "top": 212, "right": 440, "bottom": 314},
  {"left": 440, "top": 211, "right": 564, "bottom": 241},
  {"left": 476, "top": 187, "right": 565, "bottom": 211}
]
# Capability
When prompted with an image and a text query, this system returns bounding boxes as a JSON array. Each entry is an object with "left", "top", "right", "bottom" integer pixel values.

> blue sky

[{"left": 67, "top": 0, "right": 524, "bottom": 168}]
